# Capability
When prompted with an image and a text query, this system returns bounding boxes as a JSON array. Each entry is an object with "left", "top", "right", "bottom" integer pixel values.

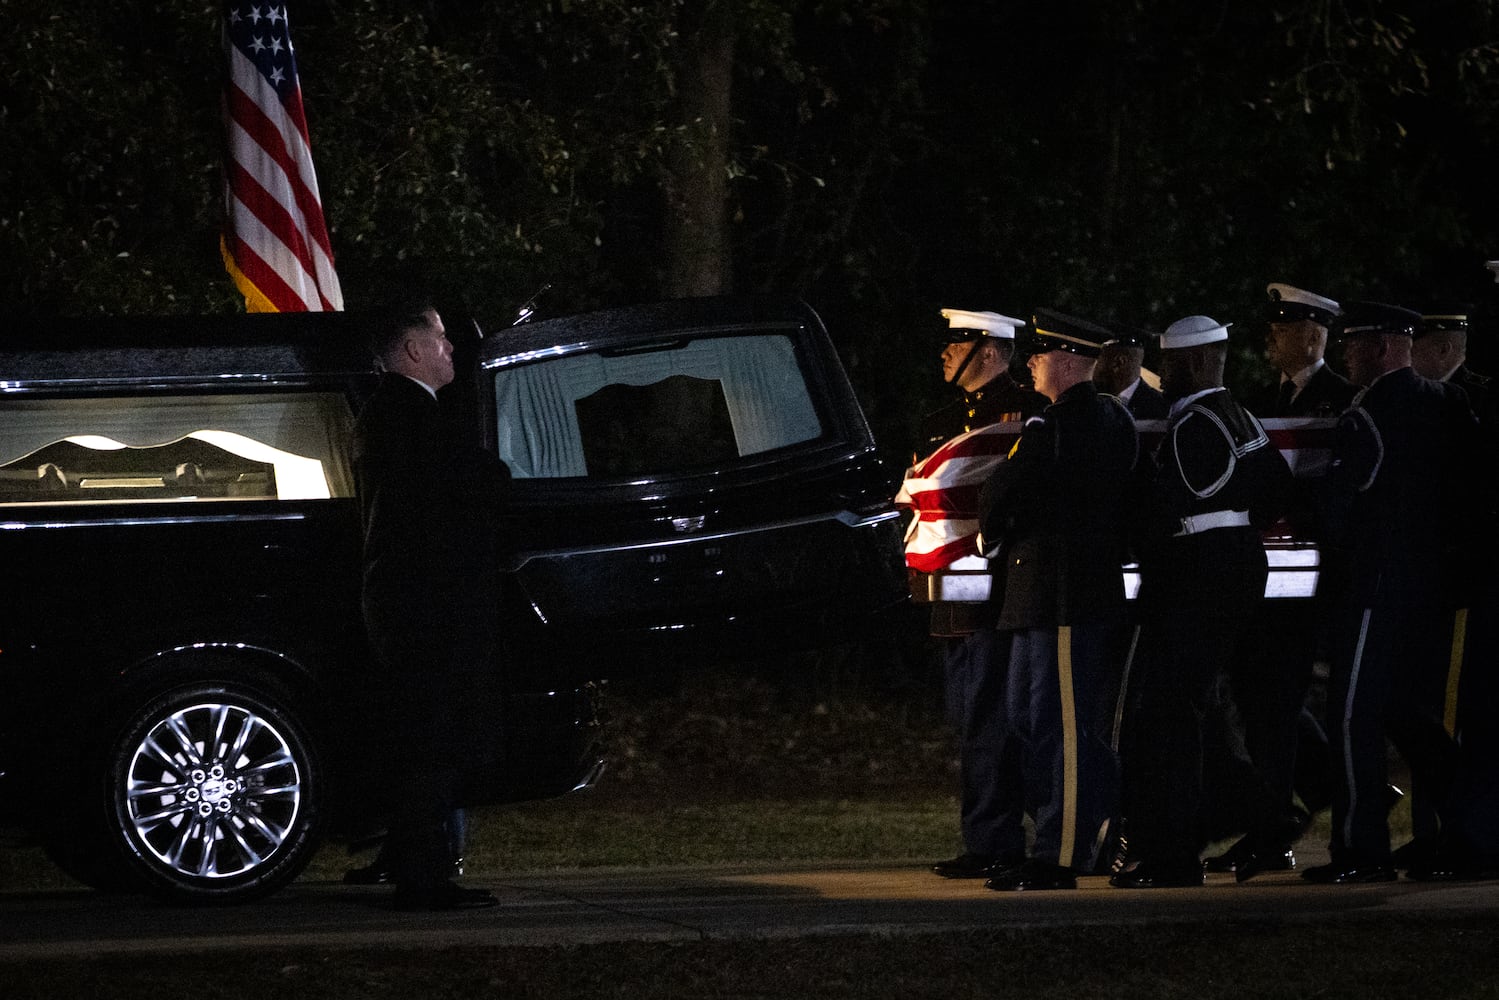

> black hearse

[{"left": 0, "top": 296, "right": 907, "bottom": 903}]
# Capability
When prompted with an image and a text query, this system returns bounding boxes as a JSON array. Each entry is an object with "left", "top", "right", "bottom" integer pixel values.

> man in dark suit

[
  {"left": 1095, "top": 323, "right": 1168, "bottom": 419},
  {"left": 353, "top": 302, "right": 508, "bottom": 910},
  {"left": 977, "top": 309, "right": 1142, "bottom": 891},
  {"left": 1112, "top": 314, "right": 1293, "bottom": 889},
  {"left": 1304, "top": 301, "right": 1483, "bottom": 884}
]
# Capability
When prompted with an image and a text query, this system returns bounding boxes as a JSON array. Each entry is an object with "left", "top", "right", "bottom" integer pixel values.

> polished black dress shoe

[
  {"left": 933, "top": 852, "right": 1010, "bottom": 879},
  {"left": 1233, "top": 847, "right": 1295, "bottom": 883},
  {"left": 1205, "top": 836, "right": 1296, "bottom": 882},
  {"left": 343, "top": 861, "right": 392, "bottom": 885},
  {"left": 1391, "top": 836, "right": 1438, "bottom": 872},
  {"left": 1301, "top": 860, "right": 1397, "bottom": 884},
  {"left": 1203, "top": 836, "right": 1253, "bottom": 873},
  {"left": 391, "top": 880, "right": 498, "bottom": 911},
  {"left": 984, "top": 859, "right": 1076, "bottom": 892},
  {"left": 1109, "top": 859, "right": 1205, "bottom": 889},
  {"left": 1405, "top": 845, "right": 1499, "bottom": 882}
]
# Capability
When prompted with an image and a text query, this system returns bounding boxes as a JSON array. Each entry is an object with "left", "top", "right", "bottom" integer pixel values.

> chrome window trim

[
  {"left": 507, "top": 507, "right": 901, "bottom": 569},
  {"left": 1, "top": 511, "right": 312, "bottom": 531}
]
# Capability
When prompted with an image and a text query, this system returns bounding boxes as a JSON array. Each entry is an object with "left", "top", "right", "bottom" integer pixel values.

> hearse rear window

[
  {"left": 492, "top": 333, "right": 824, "bottom": 479},
  {"left": 0, "top": 393, "right": 354, "bottom": 505}
]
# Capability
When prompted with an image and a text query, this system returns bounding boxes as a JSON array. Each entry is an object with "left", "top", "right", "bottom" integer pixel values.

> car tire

[{"left": 101, "top": 682, "right": 324, "bottom": 904}]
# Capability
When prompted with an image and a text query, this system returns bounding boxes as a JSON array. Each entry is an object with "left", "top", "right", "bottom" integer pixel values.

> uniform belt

[{"left": 1175, "top": 509, "right": 1251, "bottom": 536}]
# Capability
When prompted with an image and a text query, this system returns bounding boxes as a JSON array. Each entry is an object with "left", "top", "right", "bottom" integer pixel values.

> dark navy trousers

[
  {"left": 1325, "top": 601, "right": 1459, "bottom": 861},
  {"left": 944, "top": 627, "right": 1025, "bottom": 863}
]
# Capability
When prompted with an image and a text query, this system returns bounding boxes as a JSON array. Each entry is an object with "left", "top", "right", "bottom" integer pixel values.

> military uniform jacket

[
  {"left": 916, "top": 372, "right": 1047, "bottom": 634},
  {"left": 978, "top": 382, "right": 1141, "bottom": 629},
  {"left": 1450, "top": 364, "right": 1496, "bottom": 434},
  {"left": 919, "top": 372, "right": 1048, "bottom": 457},
  {"left": 1248, "top": 362, "right": 1357, "bottom": 418},
  {"left": 1145, "top": 388, "right": 1293, "bottom": 538},
  {"left": 1320, "top": 367, "right": 1483, "bottom": 608},
  {"left": 1136, "top": 387, "right": 1292, "bottom": 618},
  {"left": 1124, "top": 379, "right": 1169, "bottom": 420}
]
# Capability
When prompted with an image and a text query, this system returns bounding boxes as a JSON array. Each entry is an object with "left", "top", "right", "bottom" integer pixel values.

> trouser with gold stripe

[
  {"left": 1005, "top": 616, "right": 1125, "bottom": 872},
  {"left": 1446, "top": 578, "right": 1499, "bottom": 863},
  {"left": 1325, "top": 601, "right": 1460, "bottom": 863}
]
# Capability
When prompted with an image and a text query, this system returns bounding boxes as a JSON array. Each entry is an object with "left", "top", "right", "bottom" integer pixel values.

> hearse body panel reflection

[
  {"left": 0, "top": 313, "right": 591, "bottom": 903},
  {"left": 479, "top": 297, "right": 907, "bottom": 668}
]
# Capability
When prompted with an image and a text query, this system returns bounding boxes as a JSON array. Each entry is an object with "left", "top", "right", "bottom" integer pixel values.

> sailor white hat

[
  {"left": 939, "top": 308, "right": 1025, "bottom": 341},
  {"left": 1161, "top": 315, "right": 1231, "bottom": 349}
]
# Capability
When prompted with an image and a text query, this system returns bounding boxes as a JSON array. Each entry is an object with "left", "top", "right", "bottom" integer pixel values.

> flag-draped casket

[{"left": 894, "top": 416, "right": 1337, "bottom": 604}]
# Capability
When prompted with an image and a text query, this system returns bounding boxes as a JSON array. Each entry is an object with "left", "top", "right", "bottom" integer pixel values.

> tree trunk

[{"left": 660, "top": 7, "right": 736, "bottom": 299}]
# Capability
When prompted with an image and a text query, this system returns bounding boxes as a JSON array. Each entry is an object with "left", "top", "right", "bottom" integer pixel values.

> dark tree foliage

[{"left": 3, "top": 0, "right": 1497, "bottom": 456}]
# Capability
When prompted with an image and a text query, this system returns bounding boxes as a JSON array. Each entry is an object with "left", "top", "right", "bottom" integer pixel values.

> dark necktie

[{"left": 1276, "top": 378, "right": 1297, "bottom": 416}]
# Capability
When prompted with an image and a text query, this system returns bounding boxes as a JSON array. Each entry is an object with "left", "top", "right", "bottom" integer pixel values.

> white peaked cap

[
  {"left": 940, "top": 308, "right": 1025, "bottom": 339},
  {"left": 1266, "top": 283, "right": 1340, "bottom": 323},
  {"left": 1161, "top": 315, "right": 1231, "bottom": 349}
]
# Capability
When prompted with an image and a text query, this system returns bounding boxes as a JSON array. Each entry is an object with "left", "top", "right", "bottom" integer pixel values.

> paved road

[{"left": 3, "top": 846, "right": 1497, "bottom": 961}]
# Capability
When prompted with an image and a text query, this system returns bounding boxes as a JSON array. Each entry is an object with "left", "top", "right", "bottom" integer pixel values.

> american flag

[
  {"left": 220, "top": 4, "right": 343, "bottom": 312},
  {"left": 894, "top": 421, "right": 1023, "bottom": 573},
  {"left": 898, "top": 416, "right": 1335, "bottom": 571}
]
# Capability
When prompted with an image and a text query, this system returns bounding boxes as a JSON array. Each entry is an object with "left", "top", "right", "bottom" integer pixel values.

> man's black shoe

[
  {"left": 1405, "top": 844, "right": 1499, "bottom": 882},
  {"left": 1234, "top": 847, "right": 1296, "bottom": 883},
  {"left": 1109, "top": 859, "right": 1205, "bottom": 889},
  {"left": 391, "top": 880, "right": 498, "bottom": 911},
  {"left": 1301, "top": 860, "right": 1396, "bottom": 884},
  {"left": 933, "top": 853, "right": 1006, "bottom": 879},
  {"left": 984, "top": 859, "right": 1077, "bottom": 892},
  {"left": 343, "top": 861, "right": 391, "bottom": 885},
  {"left": 1205, "top": 835, "right": 1296, "bottom": 881},
  {"left": 1203, "top": 836, "right": 1253, "bottom": 873},
  {"left": 1390, "top": 836, "right": 1437, "bottom": 872}
]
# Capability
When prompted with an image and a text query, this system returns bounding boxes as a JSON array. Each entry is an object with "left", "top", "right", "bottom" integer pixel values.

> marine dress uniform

[
  {"left": 901, "top": 309, "right": 1047, "bottom": 880},
  {"left": 977, "top": 309, "right": 1143, "bottom": 890}
]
